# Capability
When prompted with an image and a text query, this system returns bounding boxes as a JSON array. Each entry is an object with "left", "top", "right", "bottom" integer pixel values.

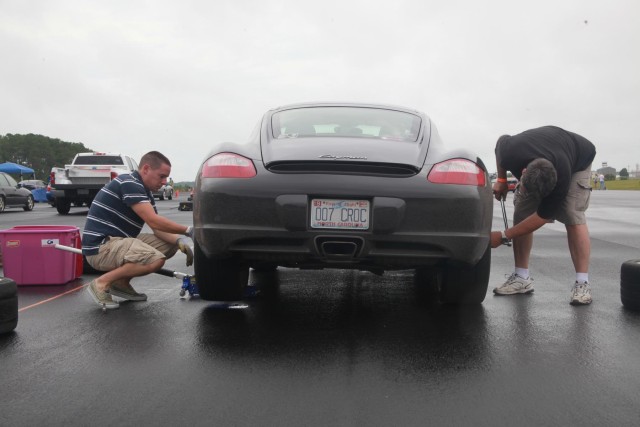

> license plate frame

[{"left": 310, "top": 198, "right": 370, "bottom": 230}]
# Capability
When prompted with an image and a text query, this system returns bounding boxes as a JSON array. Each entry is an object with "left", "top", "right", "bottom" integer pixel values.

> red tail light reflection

[
  {"left": 428, "top": 159, "right": 486, "bottom": 186},
  {"left": 201, "top": 153, "right": 257, "bottom": 178}
]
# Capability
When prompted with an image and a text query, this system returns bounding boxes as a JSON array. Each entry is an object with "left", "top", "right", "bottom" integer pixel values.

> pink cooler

[{"left": 0, "top": 225, "right": 82, "bottom": 285}]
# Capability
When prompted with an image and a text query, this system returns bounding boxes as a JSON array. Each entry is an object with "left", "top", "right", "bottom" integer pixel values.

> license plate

[
  {"left": 310, "top": 199, "right": 370, "bottom": 230},
  {"left": 78, "top": 189, "right": 89, "bottom": 195}
]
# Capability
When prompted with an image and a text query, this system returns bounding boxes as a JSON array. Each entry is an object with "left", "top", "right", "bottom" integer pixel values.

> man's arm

[
  {"left": 490, "top": 212, "right": 550, "bottom": 248},
  {"left": 493, "top": 160, "right": 509, "bottom": 201},
  {"left": 132, "top": 202, "right": 194, "bottom": 265},
  {"left": 131, "top": 202, "right": 190, "bottom": 236}
]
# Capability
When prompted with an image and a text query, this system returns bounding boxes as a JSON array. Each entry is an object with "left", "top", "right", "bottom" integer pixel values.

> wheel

[
  {"left": 439, "top": 245, "right": 491, "bottom": 304},
  {"left": 23, "top": 195, "right": 34, "bottom": 211},
  {"left": 0, "top": 196, "right": 5, "bottom": 213},
  {"left": 621, "top": 259, "right": 640, "bottom": 311},
  {"left": 56, "top": 199, "right": 71, "bottom": 215},
  {"left": 167, "top": 191, "right": 173, "bottom": 201},
  {"left": 0, "top": 278, "right": 18, "bottom": 334},
  {"left": 194, "top": 240, "right": 249, "bottom": 301}
]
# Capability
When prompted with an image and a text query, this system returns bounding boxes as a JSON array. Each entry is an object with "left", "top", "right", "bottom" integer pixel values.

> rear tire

[
  {"left": 194, "top": 240, "right": 249, "bottom": 301},
  {"left": 56, "top": 199, "right": 71, "bottom": 215},
  {"left": 167, "top": 191, "right": 173, "bottom": 200},
  {"left": 0, "top": 196, "right": 5, "bottom": 212},
  {"left": 439, "top": 245, "right": 491, "bottom": 305},
  {"left": 621, "top": 259, "right": 640, "bottom": 311}
]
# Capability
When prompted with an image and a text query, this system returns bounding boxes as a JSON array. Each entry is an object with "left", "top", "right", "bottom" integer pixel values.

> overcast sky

[{"left": 1, "top": 0, "right": 639, "bottom": 181}]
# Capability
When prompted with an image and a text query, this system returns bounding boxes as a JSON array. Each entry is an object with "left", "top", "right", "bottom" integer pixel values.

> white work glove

[
  {"left": 184, "top": 225, "right": 194, "bottom": 239},
  {"left": 176, "top": 237, "right": 193, "bottom": 266}
]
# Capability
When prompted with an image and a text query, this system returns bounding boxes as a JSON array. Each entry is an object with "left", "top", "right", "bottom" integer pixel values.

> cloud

[{"left": 1, "top": 0, "right": 640, "bottom": 179}]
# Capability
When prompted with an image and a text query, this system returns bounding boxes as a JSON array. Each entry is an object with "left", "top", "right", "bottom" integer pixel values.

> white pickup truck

[{"left": 50, "top": 152, "right": 138, "bottom": 214}]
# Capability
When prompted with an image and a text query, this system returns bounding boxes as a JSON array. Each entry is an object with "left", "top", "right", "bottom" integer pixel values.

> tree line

[{"left": 0, "top": 133, "right": 94, "bottom": 180}]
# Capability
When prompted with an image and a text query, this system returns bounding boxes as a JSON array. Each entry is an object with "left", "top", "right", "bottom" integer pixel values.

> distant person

[
  {"left": 599, "top": 173, "right": 606, "bottom": 190},
  {"left": 593, "top": 174, "right": 598, "bottom": 189},
  {"left": 491, "top": 126, "right": 596, "bottom": 306},
  {"left": 82, "top": 151, "right": 194, "bottom": 309}
]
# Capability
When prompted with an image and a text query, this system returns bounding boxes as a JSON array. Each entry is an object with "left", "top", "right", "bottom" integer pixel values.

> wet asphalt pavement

[{"left": 1, "top": 191, "right": 640, "bottom": 426}]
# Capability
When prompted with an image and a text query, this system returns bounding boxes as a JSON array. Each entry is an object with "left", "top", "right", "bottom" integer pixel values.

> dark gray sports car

[{"left": 193, "top": 102, "right": 493, "bottom": 303}]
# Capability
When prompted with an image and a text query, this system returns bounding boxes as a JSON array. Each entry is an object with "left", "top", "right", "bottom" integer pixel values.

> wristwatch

[{"left": 500, "top": 230, "right": 510, "bottom": 245}]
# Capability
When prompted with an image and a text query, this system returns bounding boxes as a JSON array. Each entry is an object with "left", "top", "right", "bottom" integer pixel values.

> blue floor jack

[{"left": 156, "top": 268, "right": 199, "bottom": 298}]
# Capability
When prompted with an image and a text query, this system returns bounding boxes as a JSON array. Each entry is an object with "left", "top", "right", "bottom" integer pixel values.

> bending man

[
  {"left": 491, "top": 126, "right": 596, "bottom": 305},
  {"left": 82, "top": 151, "right": 193, "bottom": 309}
]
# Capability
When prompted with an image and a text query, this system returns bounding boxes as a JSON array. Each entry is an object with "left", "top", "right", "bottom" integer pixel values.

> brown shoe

[
  {"left": 87, "top": 280, "right": 119, "bottom": 309},
  {"left": 109, "top": 280, "right": 148, "bottom": 302}
]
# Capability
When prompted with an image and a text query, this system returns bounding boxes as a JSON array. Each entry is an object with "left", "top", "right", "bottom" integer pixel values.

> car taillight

[
  {"left": 50, "top": 171, "right": 55, "bottom": 186},
  {"left": 427, "top": 159, "right": 486, "bottom": 186},
  {"left": 110, "top": 171, "right": 118, "bottom": 180},
  {"left": 201, "top": 153, "right": 257, "bottom": 178}
]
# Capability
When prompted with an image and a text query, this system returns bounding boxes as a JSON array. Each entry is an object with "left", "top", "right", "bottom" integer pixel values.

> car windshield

[{"left": 271, "top": 107, "right": 422, "bottom": 142}]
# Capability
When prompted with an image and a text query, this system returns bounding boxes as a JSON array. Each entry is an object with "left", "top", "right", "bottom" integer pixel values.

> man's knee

[{"left": 146, "top": 258, "right": 166, "bottom": 273}]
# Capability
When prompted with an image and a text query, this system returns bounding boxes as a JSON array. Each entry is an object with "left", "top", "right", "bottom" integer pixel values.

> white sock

[
  {"left": 515, "top": 268, "right": 529, "bottom": 279},
  {"left": 576, "top": 273, "right": 589, "bottom": 283}
]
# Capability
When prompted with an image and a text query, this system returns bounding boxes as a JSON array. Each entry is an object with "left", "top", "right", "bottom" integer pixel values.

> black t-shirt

[{"left": 495, "top": 126, "right": 596, "bottom": 219}]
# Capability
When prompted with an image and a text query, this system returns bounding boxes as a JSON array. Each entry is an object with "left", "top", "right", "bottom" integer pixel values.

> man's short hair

[
  {"left": 139, "top": 151, "right": 171, "bottom": 170},
  {"left": 522, "top": 158, "right": 557, "bottom": 199},
  {"left": 497, "top": 134, "right": 511, "bottom": 145}
]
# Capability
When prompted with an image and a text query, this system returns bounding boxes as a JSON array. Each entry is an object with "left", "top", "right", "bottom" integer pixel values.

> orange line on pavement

[{"left": 18, "top": 284, "right": 88, "bottom": 312}]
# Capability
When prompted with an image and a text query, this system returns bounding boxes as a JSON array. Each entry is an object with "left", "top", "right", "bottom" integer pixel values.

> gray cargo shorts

[
  {"left": 85, "top": 233, "right": 179, "bottom": 272},
  {"left": 513, "top": 165, "right": 592, "bottom": 226}
]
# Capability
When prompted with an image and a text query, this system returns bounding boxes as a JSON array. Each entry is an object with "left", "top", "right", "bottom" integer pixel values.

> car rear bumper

[{"left": 193, "top": 172, "right": 492, "bottom": 269}]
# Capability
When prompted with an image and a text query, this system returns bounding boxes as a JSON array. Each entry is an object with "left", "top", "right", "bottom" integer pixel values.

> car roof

[{"left": 268, "top": 102, "right": 425, "bottom": 116}]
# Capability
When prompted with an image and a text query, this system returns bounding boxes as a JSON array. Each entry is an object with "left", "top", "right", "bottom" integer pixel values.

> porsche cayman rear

[{"left": 193, "top": 103, "right": 493, "bottom": 303}]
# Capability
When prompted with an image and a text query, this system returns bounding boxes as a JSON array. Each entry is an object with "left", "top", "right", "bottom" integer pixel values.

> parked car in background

[
  {"left": 18, "top": 179, "right": 48, "bottom": 203},
  {"left": 152, "top": 184, "right": 174, "bottom": 200},
  {"left": 192, "top": 102, "right": 493, "bottom": 304},
  {"left": 17, "top": 179, "right": 47, "bottom": 190},
  {"left": 0, "top": 172, "right": 35, "bottom": 212}
]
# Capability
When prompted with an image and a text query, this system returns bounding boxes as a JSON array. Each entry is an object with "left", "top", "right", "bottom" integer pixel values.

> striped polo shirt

[{"left": 82, "top": 171, "right": 157, "bottom": 256}]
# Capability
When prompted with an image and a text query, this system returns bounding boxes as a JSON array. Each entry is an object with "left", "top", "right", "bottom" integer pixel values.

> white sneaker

[
  {"left": 493, "top": 273, "right": 534, "bottom": 295},
  {"left": 570, "top": 281, "right": 592, "bottom": 305}
]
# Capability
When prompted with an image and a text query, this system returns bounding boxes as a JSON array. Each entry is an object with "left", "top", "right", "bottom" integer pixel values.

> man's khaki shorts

[
  {"left": 513, "top": 165, "right": 592, "bottom": 226},
  {"left": 86, "top": 233, "right": 178, "bottom": 272}
]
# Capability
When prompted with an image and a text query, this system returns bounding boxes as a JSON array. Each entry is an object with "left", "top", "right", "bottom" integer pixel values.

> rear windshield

[
  {"left": 271, "top": 107, "right": 422, "bottom": 142},
  {"left": 73, "top": 155, "right": 125, "bottom": 165}
]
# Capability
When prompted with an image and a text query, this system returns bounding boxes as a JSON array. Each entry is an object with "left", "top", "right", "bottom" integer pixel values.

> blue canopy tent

[{"left": 0, "top": 161, "right": 35, "bottom": 177}]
